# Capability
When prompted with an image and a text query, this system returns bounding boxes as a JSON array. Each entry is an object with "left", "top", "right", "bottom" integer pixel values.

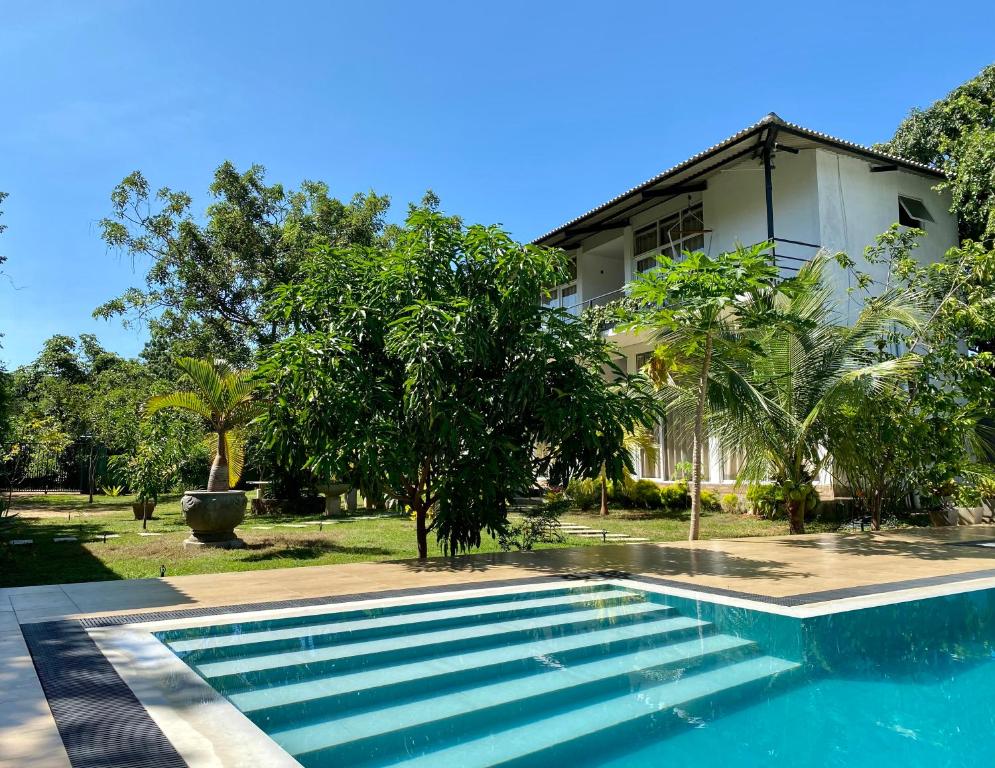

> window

[
  {"left": 898, "top": 196, "right": 934, "bottom": 228},
  {"left": 543, "top": 282, "right": 578, "bottom": 312},
  {"left": 633, "top": 202, "right": 706, "bottom": 272},
  {"left": 635, "top": 351, "right": 653, "bottom": 371}
]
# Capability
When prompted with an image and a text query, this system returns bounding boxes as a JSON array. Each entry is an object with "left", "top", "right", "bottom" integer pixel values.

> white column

[{"left": 708, "top": 436, "right": 724, "bottom": 483}]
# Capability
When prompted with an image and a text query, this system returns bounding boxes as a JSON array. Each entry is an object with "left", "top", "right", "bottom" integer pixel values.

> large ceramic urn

[{"left": 180, "top": 490, "right": 247, "bottom": 548}]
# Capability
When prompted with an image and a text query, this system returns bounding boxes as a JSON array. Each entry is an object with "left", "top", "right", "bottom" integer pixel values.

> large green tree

[
  {"left": 828, "top": 227, "right": 995, "bottom": 526},
  {"left": 878, "top": 65, "right": 995, "bottom": 243},
  {"left": 626, "top": 245, "right": 779, "bottom": 540},
  {"left": 95, "top": 162, "right": 391, "bottom": 359},
  {"left": 258, "top": 209, "right": 657, "bottom": 558}
]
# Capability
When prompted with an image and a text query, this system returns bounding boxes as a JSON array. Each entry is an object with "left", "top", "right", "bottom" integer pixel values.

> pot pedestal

[{"left": 181, "top": 490, "right": 247, "bottom": 549}]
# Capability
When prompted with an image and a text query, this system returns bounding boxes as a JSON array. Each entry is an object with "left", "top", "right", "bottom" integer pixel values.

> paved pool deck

[{"left": 6, "top": 525, "right": 995, "bottom": 767}]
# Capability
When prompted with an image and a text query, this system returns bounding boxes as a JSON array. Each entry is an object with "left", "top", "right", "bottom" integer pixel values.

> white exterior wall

[{"left": 815, "top": 148, "right": 957, "bottom": 321}]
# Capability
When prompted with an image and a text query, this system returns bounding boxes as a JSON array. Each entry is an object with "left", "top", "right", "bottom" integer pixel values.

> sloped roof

[{"left": 533, "top": 113, "right": 944, "bottom": 246}]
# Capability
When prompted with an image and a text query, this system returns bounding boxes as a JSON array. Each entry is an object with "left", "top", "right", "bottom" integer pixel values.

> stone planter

[
  {"left": 181, "top": 490, "right": 247, "bottom": 548},
  {"left": 132, "top": 501, "right": 156, "bottom": 521}
]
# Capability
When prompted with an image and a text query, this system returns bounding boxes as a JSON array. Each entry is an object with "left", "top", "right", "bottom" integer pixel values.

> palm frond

[{"left": 146, "top": 391, "right": 211, "bottom": 420}]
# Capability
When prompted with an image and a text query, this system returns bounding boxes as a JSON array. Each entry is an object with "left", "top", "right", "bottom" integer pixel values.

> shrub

[
  {"left": 746, "top": 483, "right": 780, "bottom": 518},
  {"left": 720, "top": 492, "right": 741, "bottom": 514},
  {"left": 627, "top": 479, "right": 662, "bottom": 509},
  {"left": 566, "top": 477, "right": 601, "bottom": 511},
  {"left": 500, "top": 504, "right": 565, "bottom": 551},
  {"left": 659, "top": 481, "right": 690, "bottom": 511},
  {"left": 700, "top": 488, "right": 721, "bottom": 512}
]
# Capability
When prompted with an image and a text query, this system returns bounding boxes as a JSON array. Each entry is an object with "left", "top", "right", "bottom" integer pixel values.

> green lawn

[{"left": 1, "top": 493, "right": 804, "bottom": 588}]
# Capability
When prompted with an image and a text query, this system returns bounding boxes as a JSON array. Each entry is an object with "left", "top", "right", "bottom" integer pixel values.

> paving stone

[
  {"left": 10, "top": 540, "right": 33, "bottom": 546},
  {"left": 52, "top": 537, "right": 77, "bottom": 543}
]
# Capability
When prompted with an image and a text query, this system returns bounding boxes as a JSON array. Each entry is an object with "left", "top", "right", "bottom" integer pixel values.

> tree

[
  {"left": 714, "top": 256, "right": 923, "bottom": 533},
  {"left": 626, "top": 245, "right": 779, "bottom": 540},
  {"left": 258, "top": 209, "right": 657, "bottom": 558},
  {"left": 146, "top": 358, "right": 260, "bottom": 492},
  {"left": 95, "top": 162, "right": 392, "bottom": 354},
  {"left": 877, "top": 65, "right": 995, "bottom": 243},
  {"left": 828, "top": 227, "right": 995, "bottom": 527}
]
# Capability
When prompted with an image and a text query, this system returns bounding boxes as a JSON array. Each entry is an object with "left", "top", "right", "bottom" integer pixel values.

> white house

[{"left": 533, "top": 113, "right": 959, "bottom": 489}]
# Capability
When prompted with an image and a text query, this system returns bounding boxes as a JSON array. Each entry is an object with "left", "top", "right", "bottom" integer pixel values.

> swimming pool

[{"left": 150, "top": 580, "right": 995, "bottom": 767}]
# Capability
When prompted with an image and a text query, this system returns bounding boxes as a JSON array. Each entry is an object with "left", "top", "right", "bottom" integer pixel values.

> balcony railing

[{"left": 564, "top": 287, "right": 627, "bottom": 314}]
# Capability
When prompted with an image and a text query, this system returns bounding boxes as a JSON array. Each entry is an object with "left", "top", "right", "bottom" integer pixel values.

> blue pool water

[{"left": 156, "top": 582, "right": 995, "bottom": 767}]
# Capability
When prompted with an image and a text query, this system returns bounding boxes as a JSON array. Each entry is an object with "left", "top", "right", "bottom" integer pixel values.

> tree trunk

[
  {"left": 689, "top": 334, "right": 713, "bottom": 541},
  {"left": 870, "top": 490, "right": 883, "bottom": 531},
  {"left": 787, "top": 499, "right": 806, "bottom": 534},
  {"left": 599, "top": 464, "right": 609, "bottom": 516},
  {"left": 415, "top": 504, "right": 428, "bottom": 559},
  {"left": 207, "top": 430, "right": 230, "bottom": 492}
]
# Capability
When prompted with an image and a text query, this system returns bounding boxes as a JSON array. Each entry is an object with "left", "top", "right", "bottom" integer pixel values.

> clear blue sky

[{"left": 2, "top": 0, "right": 993, "bottom": 368}]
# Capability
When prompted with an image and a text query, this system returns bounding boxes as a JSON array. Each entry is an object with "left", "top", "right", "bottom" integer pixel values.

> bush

[
  {"left": 624, "top": 479, "right": 660, "bottom": 508},
  {"left": 566, "top": 477, "right": 601, "bottom": 511},
  {"left": 720, "top": 492, "right": 741, "bottom": 514},
  {"left": 659, "top": 481, "right": 690, "bottom": 511},
  {"left": 746, "top": 483, "right": 780, "bottom": 518},
  {"left": 700, "top": 488, "right": 721, "bottom": 512}
]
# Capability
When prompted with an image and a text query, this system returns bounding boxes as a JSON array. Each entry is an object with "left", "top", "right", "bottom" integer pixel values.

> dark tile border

[
  {"left": 21, "top": 620, "right": 187, "bottom": 768},
  {"left": 23, "top": 566, "right": 995, "bottom": 767}
]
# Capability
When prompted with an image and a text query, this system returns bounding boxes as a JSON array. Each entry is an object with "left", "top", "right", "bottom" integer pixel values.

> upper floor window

[
  {"left": 633, "top": 202, "right": 705, "bottom": 273},
  {"left": 542, "top": 282, "right": 578, "bottom": 313},
  {"left": 898, "top": 195, "right": 934, "bottom": 229}
]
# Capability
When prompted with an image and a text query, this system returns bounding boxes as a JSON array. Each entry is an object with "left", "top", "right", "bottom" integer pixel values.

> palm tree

[
  {"left": 146, "top": 358, "right": 260, "bottom": 492},
  {"left": 712, "top": 256, "right": 923, "bottom": 534}
]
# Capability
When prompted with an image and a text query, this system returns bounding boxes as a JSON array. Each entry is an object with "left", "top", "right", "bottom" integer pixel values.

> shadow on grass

[{"left": 240, "top": 539, "right": 396, "bottom": 562}]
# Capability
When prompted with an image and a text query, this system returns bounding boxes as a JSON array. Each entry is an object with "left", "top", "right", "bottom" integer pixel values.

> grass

[{"left": 1, "top": 493, "right": 802, "bottom": 588}]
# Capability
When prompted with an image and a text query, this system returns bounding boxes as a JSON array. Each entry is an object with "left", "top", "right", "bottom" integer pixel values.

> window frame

[{"left": 632, "top": 201, "right": 706, "bottom": 274}]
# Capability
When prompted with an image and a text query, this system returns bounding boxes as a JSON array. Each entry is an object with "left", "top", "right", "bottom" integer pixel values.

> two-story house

[{"left": 533, "top": 113, "right": 959, "bottom": 489}]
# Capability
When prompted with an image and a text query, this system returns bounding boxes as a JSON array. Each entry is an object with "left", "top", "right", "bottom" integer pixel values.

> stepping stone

[
  {"left": 10, "top": 539, "right": 33, "bottom": 545},
  {"left": 54, "top": 537, "right": 78, "bottom": 543},
  {"left": 280, "top": 524, "right": 310, "bottom": 528},
  {"left": 138, "top": 532, "right": 163, "bottom": 537},
  {"left": 251, "top": 526, "right": 274, "bottom": 530}
]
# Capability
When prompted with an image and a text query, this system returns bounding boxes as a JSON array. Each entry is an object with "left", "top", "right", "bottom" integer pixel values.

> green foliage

[
  {"left": 566, "top": 477, "right": 601, "bottom": 511},
  {"left": 672, "top": 460, "right": 692, "bottom": 481},
  {"left": 581, "top": 297, "right": 639, "bottom": 333},
  {"left": 499, "top": 505, "right": 566, "bottom": 552},
  {"left": 720, "top": 492, "right": 741, "bottom": 514},
  {"left": 877, "top": 65, "right": 995, "bottom": 242},
  {"left": 147, "top": 358, "right": 260, "bottom": 491},
  {"left": 828, "top": 228, "right": 995, "bottom": 527},
  {"left": 257, "top": 208, "right": 658, "bottom": 557},
  {"left": 700, "top": 488, "right": 720, "bottom": 512},
  {"left": 96, "top": 163, "right": 392, "bottom": 359},
  {"left": 627, "top": 243, "right": 779, "bottom": 539},
  {"left": 625, "top": 479, "right": 662, "bottom": 509},
  {"left": 708, "top": 254, "right": 922, "bottom": 532},
  {"left": 659, "top": 481, "right": 690, "bottom": 511},
  {"left": 100, "top": 484, "right": 124, "bottom": 497},
  {"left": 746, "top": 483, "right": 780, "bottom": 518}
]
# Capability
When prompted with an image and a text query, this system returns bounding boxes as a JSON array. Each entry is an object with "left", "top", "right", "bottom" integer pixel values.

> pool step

[
  {"left": 157, "top": 583, "right": 625, "bottom": 645},
  {"left": 239, "top": 614, "right": 712, "bottom": 726},
  {"left": 169, "top": 588, "right": 646, "bottom": 661},
  {"left": 375, "top": 656, "right": 800, "bottom": 768},
  {"left": 274, "top": 633, "right": 758, "bottom": 764},
  {"left": 196, "top": 600, "right": 677, "bottom": 692}
]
